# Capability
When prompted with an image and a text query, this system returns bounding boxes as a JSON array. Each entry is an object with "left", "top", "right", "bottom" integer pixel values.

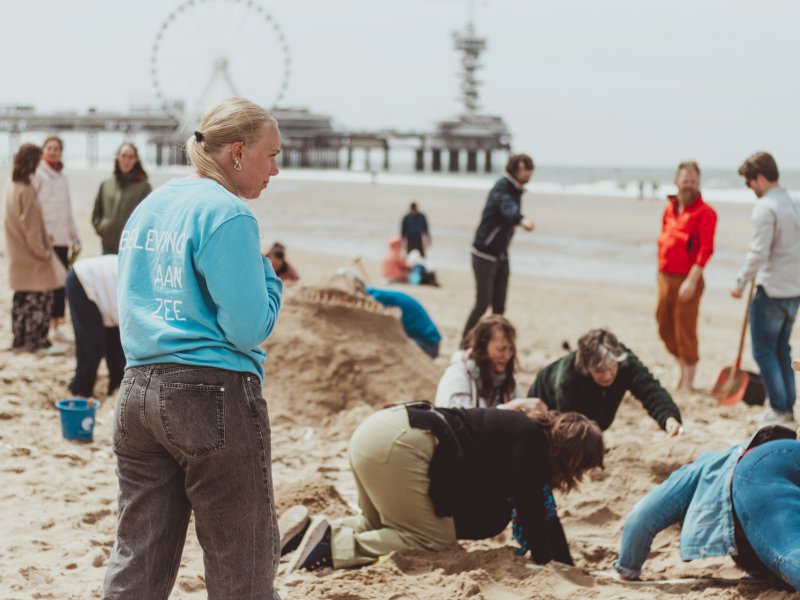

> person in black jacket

[
  {"left": 286, "top": 405, "right": 604, "bottom": 571},
  {"left": 401, "top": 201, "right": 430, "bottom": 257},
  {"left": 462, "top": 154, "right": 535, "bottom": 340},
  {"left": 528, "top": 328, "right": 683, "bottom": 436}
]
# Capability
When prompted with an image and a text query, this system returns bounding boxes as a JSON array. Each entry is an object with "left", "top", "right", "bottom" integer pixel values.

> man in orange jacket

[{"left": 656, "top": 161, "right": 717, "bottom": 392}]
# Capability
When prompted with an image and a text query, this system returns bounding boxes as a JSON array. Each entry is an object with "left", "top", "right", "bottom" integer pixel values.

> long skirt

[{"left": 12, "top": 291, "right": 53, "bottom": 351}]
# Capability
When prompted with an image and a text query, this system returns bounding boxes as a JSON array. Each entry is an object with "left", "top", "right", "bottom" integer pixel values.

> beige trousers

[{"left": 331, "top": 406, "right": 457, "bottom": 568}]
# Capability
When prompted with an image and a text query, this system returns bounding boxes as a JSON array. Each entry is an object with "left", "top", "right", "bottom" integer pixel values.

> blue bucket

[{"left": 55, "top": 398, "right": 100, "bottom": 442}]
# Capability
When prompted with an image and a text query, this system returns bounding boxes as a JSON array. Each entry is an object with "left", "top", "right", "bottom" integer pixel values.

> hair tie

[{"left": 194, "top": 131, "right": 205, "bottom": 143}]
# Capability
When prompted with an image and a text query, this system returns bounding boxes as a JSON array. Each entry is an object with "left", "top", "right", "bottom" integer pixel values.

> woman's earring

[{"left": 234, "top": 158, "right": 242, "bottom": 171}]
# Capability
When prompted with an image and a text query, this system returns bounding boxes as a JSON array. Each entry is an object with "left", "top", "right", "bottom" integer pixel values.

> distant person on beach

[
  {"left": 615, "top": 425, "right": 800, "bottom": 591},
  {"left": 282, "top": 406, "right": 604, "bottom": 571},
  {"left": 651, "top": 180, "right": 660, "bottom": 199},
  {"left": 528, "top": 328, "right": 683, "bottom": 435},
  {"left": 656, "top": 161, "right": 717, "bottom": 392},
  {"left": 731, "top": 152, "right": 800, "bottom": 426},
  {"left": 32, "top": 135, "right": 79, "bottom": 343},
  {"left": 382, "top": 235, "right": 411, "bottom": 283},
  {"left": 436, "top": 315, "right": 535, "bottom": 412},
  {"left": 91, "top": 142, "right": 151, "bottom": 254},
  {"left": 363, "top": 284, "right": 441, "bottom": 358},
  {"left": 3, "top": 144, "right": 66, "bottom": 353},
  {"left": 406, "top": 249, "right": 438, "bottom": 286},
  {"left": 401, "top": 201, "right": 430, "bottom": 257},
  {"left": 266, "top": 241, "right": 300, "bottom": 282},
  {"left": 462, "top": 154, "right": 535, "bottom": 340},
  {"left": 66, "top": 255, "right": 124, "bottom": 400},
  {"left": 103, "top": 98, "right": 283, "bottom": 599}
]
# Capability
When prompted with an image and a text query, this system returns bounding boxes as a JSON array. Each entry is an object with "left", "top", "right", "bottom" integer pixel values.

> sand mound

[{"left": 263, "top": 278, "right": 441, "bottom": 422}]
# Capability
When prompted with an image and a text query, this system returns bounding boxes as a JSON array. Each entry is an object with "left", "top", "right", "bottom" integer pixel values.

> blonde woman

[{"left": 103, "top": 98, "right": 283, "bottom": 599}]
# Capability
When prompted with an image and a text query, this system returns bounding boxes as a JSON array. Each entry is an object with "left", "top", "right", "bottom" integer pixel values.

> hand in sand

[
  {"left": 665, "top": 417, "right": 684, "bottom": 437},
  {"left": 730, "top": 288, "right": 743, "bottom": 299},
  {"left": 520, "top": 218, "right": 535, "bottom": 232},
  {"left": 502, "top": 397, "right": 548, "bottom": 418}
]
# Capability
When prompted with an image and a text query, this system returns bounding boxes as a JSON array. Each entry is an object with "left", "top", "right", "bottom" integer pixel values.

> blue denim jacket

[{"left": 615, "top": 443, "right": 746, "bottom": 579}]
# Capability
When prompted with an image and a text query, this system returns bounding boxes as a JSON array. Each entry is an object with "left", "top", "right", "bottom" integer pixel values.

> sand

[{"left": 0, "top": 166, "right": 797, "bottom": 599}]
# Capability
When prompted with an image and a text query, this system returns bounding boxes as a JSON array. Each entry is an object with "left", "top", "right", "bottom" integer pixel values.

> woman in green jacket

[
  {"left": 92, "top": 143, "right": 152, "bottom": 254},
  {"left": 528, "top": 328, "right": 684, "bottom": 436}
]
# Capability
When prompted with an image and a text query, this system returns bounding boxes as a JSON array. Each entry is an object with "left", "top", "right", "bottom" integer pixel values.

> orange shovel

[{"left": 712, "top": 280, "right": 757, "bottom": 406}]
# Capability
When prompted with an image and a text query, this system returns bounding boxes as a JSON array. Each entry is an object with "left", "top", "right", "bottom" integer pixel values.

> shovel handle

[{"left": 734, "top": 280, "right": 756, "bottom": 370}]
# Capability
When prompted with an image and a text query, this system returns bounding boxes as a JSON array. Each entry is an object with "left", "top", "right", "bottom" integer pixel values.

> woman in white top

[
  {"left": 33, "top": 136, "right": 79, "bottom": 339},
  {"left": 435, "top": 315, "right": 524, "bottom": 408}
]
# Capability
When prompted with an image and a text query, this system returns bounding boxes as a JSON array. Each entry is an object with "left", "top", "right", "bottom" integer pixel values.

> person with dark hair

[
  {"left": 400, "top": 201, "right": 430, "bottom": 257},
  {"left": 65, "top": 255, "right": 125, "bottom": 400},
  {"left": 731, "top": 152, "right": 800, "bottom": 425},
  {"left": 91, "top": 142, "right": 151, "bottom": 254},
  {"left": 266, "top": 242, "right": 299, "bottom": 282},
  {"left": 462, "top": 153, "right": 535, "bottom": 340},
  {"left": 436, "top": 315, "right": 521, "bottom": 408},
  {"left": 284, "top": 406, "right": 604, "bottom": 571},
  {"left": 615, "top": 425, "right": 800, "bottom": 591},
  {"left": 32, "top": 135, "right": 80, "bottom": 342},
  {"left": 528, "top": 328, "right": 683, "bottom": 435},
  {"left": 656, "top": 161, "right": 717, "bottom": 392},
  {"left": 3, "top": 144, "right": 66, "bottom": 352}
]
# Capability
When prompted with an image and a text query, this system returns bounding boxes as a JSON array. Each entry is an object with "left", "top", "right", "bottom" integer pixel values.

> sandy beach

[{"left": 0, "top": 166, "right": 797, "bottom": 599}]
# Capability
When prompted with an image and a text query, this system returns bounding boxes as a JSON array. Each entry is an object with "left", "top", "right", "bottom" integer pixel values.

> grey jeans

[{"left": 102, "top": 364, "right": 281, "bottom": 600}]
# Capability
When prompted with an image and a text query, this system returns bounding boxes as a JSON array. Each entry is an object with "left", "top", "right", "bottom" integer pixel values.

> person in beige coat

[{"left": 4, "top": 144, "right": 66, "bottom": 351}]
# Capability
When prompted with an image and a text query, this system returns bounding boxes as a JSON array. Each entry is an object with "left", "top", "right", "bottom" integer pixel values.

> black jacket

[
  {"left": 528, "top": 346, "right": 681, "bottom": 431},
  {"left": 407, "top": 406, "right": 572, "bottom": 565},
  {"left": 472, "top": 176, "right": 524, "bottom": 258}
]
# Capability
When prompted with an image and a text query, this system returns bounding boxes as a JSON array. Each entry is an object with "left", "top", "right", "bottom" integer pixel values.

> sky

[{"left": 2, "top": 0, "right": 800, "bottom": 168}]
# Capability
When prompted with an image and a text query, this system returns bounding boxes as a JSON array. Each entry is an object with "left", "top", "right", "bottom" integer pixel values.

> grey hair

[
  {"left": 185, "top": 97, "right": 277, "bottom": 196},
  {"left": 575, "top": 328, "right": 628, "bottom": 375}
]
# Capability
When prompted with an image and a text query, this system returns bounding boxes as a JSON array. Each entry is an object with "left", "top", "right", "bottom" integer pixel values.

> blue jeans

[
  {"left": 732, "top": 440, "right": 800, "bottom": 591},
  {"left": 102, "top": 364, "right": 281, "bottom": 599},
  {"left": 749, "top": 287, "right": 800, "bottom": 414},
  {"left": 66, "top": 270, "right": 125, "bottom": 397}
]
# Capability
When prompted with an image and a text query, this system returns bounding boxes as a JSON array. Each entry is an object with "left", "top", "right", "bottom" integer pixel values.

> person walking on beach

[
  {"left": 103, "top": 98, "right": 283, "bottom": 600},
  {"left": 32, "top": 135, "right": 79, "bottom": 342},
  {"left": 3, "top": 144, "right": 67, "bottom": 353},
  {"left": 462, "top": 154, "right": 535, "bottom": 340},
  {"left": 656, "top": 161, "right": 717, "bottom": 392},
  {"left": 731, "top": 152, "right": 800, "bottom": 425},
  {"left": 91, "top": 142, "right": 151, "bottom": 254},
  {"left": 401, "top": 201, "right": 430, "bottom": 257}
]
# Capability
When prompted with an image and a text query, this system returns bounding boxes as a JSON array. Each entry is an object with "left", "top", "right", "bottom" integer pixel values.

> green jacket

[
  {"left": 528, "top": 346, "right": 681, "bottom": 431},
  {"left": 91, "top": 177, "right": 151, "bottom": 252}
]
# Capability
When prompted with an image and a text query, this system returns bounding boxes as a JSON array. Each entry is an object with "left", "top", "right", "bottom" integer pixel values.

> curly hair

[
  {"left": 574, "top": 328, "right": 628, "bottom": 376},
  {"left": 531, "top": 411, "right": 605, "bottom": 492},
  {"left": 462, "top": 315, "right": 517, "bottom": 406},
  {"left": 12, "top": 144, "right": 42, "bottom": 183}
]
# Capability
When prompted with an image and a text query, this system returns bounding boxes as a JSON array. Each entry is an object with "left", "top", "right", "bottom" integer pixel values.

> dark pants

[
  {"left": 52, "top": 246, "right": 70, "bottom": 319},
  {"left": 462, "top": 253, "right": 509, "bottom": 340},
  {"left": 65, "top": 270, "right": 125, "bottom": 397},
  {"left": 406, "top": 235, "right": 425, "bottom": 257},
  {"left": 412, "top": 337, "right": 440, "bottom": 359},
  {"left": 103, "top": 364, "right": 281, "bottom": 600},
  {"left": 11, "top": 291, "right": 53, "bottom": 351}
]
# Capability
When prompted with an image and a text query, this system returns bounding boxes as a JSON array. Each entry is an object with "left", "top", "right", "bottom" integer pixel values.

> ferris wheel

[{"left": 150, "top": 0, "right": 291, "bottom": 127}]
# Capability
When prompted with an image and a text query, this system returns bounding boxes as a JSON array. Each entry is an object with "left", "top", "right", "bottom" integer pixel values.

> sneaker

[
  {"left": 287, "top": 516, "right": 332, "bottom": 571},
  {"left": 759, "top": 406, "right": 794, "bottom": 425},
  {"left": 40, "top": 343, "right": 68, "bottom": 356},
  {"left": 279, "top": 504, "right": 310, "bottom": 556},
  {"left": 49, "top": 328, "right": 73, "bottom": 344}
]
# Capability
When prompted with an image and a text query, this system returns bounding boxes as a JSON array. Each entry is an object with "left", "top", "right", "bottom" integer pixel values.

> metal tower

[{"left": 452, "top": 20, "right": 486, "bottom": 115}]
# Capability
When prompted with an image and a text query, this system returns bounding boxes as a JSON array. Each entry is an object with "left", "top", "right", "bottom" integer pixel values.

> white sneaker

[
  {"left": 40, "top": 343, "right": 68, "bottom": 356},
  {"left": 49, "top": 328, "right": 73, "bottom": 344},
  {"left": 759, "top": 406, "right": 795, "bottom": 425}
]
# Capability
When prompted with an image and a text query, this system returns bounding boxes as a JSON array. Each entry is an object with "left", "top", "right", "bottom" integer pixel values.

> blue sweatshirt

[
  {"left": 117, "top": 178, "right": 282, "bottom": 381},
  {"left": 365, "top": 286, "right": 441, "bottom": 345}
]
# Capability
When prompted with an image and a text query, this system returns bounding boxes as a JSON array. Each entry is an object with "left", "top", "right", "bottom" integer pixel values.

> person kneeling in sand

[
  {"left": 615, "top": 425, "right": 800, "bottom": 591},
  {"left": 283, "top": 406, "right": 604, "bottom": 571},
  {"left": 528, "top": 328, "right": 683, "bottom": 436}
]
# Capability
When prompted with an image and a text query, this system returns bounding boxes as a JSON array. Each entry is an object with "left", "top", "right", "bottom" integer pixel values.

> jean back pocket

[{"left": 158, "top": 382, "right": 226, "bottom": 457}]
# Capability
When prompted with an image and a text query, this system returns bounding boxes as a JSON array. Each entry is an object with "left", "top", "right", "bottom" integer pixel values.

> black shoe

[
  {"left": 279, "top": 505, "right": 310, "bottom": 556},
  {"left": 288, "top": 516, "right": 332, "bottom": 571}
]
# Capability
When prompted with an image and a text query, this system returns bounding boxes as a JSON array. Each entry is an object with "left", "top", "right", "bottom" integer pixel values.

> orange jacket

[{"left": 658, "top": 193, "right": 717, "bottom": 275}]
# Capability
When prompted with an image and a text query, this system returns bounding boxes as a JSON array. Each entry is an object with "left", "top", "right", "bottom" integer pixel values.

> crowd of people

[{"left": 3, "top": 98, "right": 800, "bottom": 596}]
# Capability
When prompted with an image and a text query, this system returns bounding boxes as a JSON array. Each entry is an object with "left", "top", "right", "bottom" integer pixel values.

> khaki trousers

[
  {"left": 331, "top": 406, "right": 457, "bottom": 568},
  {"left": 656, "top": 272, "right": 704, "bottom": 366}
]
